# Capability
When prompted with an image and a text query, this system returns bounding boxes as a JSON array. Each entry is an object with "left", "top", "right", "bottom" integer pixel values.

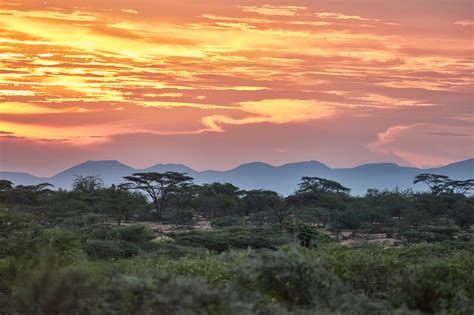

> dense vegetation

[{"left": 0, "top": 173, "right": 472, "bottom": 314}]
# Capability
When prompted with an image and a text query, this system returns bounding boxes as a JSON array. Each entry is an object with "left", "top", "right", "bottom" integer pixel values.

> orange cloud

[
  {"left": 240, "top": 5, "right": 307, "bottom": 17},
  {"left": 0, "top": 0, "right": 472, "bottom": 173},
  {"left": 369, "top": 124, "right": 474, "bottom": 167}
]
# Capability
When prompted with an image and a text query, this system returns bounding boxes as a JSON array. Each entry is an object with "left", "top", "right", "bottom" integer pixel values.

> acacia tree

[
  {"left": 270, "top": 196, "right": 294, "bottom": 231},
  {"left": 445, "top": 179, "right": 474, "bottom": 195},
  {"left": 193, "top": 183, "right": 242, "bottom": 219},
  {"left": 413, "top": 174, "right": 450, "bottom": 195},
  {"left": 242, "top": 189, "right": 281, "bottom": 215},
  {"left": 414, "top": 174, "right": 473, "bottom": 195},
  {"left": 297, "top": 177, "right": 350, "bottom": 194},
  {"left": 124, "top": 172, "right": 194, "bottom": 221},
  {"left": 0, "top": 180, "right": 13, "bottom": 192},
  {"left": 9, "top": 183, "right": 54, "bottom": 205},
  {"left": 100, "top": 184, "right": 147, "bottom": 225},
  {"left": 72, "top": 175, "right": 104, "bottom": 193},
  {"left": 247, "top": 191, "right": 293, "bottom": 231}
]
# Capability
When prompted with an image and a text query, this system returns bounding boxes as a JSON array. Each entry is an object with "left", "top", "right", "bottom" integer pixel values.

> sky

[{"left": 0, "top": 0, "right": 473, "bottom": 176}]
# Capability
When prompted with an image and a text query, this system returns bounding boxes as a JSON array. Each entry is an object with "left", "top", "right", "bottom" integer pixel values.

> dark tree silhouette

[
  {"left": 297, "top": 177, "right": 350, "bottom": 194},
  {"left": 0, "top": 180, "right": 13, "bottom": 191},
  {"left": 100, "top": 184, "right": 147, "bottom": 225},
  {"left": 72, "top": 175, "right": 104, "bottom": 193},
  {"left": 413, "top": 174, "right": 450, "bottom": 195},
  {"left": 124, "top": 172, "right": 194, "bottom": 221},
  {"left": 445, "top": 179, "right": 474, "bottom": 195},
  {"left": 243, "top": 189, "right": 281, "bottom": 215},
  {"left": 414, "top": 174, "right": 473, "bottom": 195}
]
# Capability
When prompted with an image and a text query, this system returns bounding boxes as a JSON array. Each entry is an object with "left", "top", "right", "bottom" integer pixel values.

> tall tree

[
  {"left": 100, "top": 184, "right": 147, "bottom": 225},
  {"left": 0, "top": 180, "right": 13, "bottom": 192},
  {"left": 445, "top": 179, "right": 474, "bottom": 195},
  {"left": 193, "top": 183, "right": 242, "bottom": 219},
  {"left": 414, "top": 174, "right": 473, "bottom": 195},
  {"left": 270, "top": 195, "right": 294, "bottom": 231},
  {"left": 297, "top": 177, "right": 350, "bottom": 194},
  {"left": 413, "top": 174, "right": 450, "bottom": 195},
  {"left": 72, "top": 175, "right": 104, "bottom": 193},
  {"left": 124, "top": 172, "right": 194, "bottom": 221},
  {"left": 242, "top": 189, "right": 280, "bottom": 215}
]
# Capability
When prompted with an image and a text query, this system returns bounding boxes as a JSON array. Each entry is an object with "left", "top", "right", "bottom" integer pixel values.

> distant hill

[
  {"left": 1, "top": 158, "right": 473, "bottom": 195},
  {"left": 49, "top": 160, "right": 136, "bottom": 190}
]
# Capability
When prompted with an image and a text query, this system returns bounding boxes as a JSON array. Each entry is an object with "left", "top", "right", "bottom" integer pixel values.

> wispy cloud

[
  {"left": 0, "top": 0, "right": 472, "bottom": 172},
  {"left": 240, "top": 5, "right": 307, "bottom": 16}
]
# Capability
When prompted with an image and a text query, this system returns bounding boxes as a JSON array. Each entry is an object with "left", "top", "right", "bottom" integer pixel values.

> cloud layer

[{"left": 0, "top": 0, "right": 472, "bottom": 175}]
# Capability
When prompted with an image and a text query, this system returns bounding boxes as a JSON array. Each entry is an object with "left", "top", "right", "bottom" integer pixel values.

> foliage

[
  {"left": 170, "top": 226, "right": 288, "bottom": 252},
  {"left": 0, "top": 173, "right": 473, "bottom": 314},
  {"left": 12, "top": 253, "right": 96, "bottom": 315},
  {"left": 165, "top": 208, "right": 196, "bottom": 226},
  {"left": 243, "top": 247, "right": 346, "bottom": 308},
  {"left": 124, "top": 172, "right": 194, "bottom": 221},
  {"left": 85, "top": 240, "right": 141, "bottom": 260},
  {"left": 286, "top": 221, "right": 332, "bottom": 247},
  {"left": 211, "top": 216, "right": 246, "bottom": 228},
  {"left": 115, "top": 225, "right": 155, "bottom": 243}
]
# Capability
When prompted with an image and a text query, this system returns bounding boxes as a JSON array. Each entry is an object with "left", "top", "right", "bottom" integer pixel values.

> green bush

[
  {"left": 170, "top": 226, "right": 287, "bottom": 252},
  {"left": 0, "top": 209, "right": 36, "bottom": 258},
  {"left": 242, "top": 247, "right": 346, "bottom": 309},
  {"left": 87, "top": 226, "right": 121, "bottom": 240},
  {"left": 0, "top": 258, "right": 15, "bottom": 314},
  {"left": 401, "top": 230, "right": 449, "bottom": 243},
  {"left": 85, "top": 240, "right": 141, "bottom": 260},
  {"left": 449, "top": 199, "right": 474, "bottom": 229},
  {"left": 36, "top": 229, "right": 85, "bottom": 261},
  {"left": 139, "top": 242, "right": 209, "bottom": 259},
  {"left": 87, "top": 225, "right": 155, "bottom": 244},
  {"left": 93, "top": 277, "right": 253, "bottom": 315},
  {"left": 11, "top": 251, "right": 96, "bottom": 315},
  {"left": 211, "top": 216, "right": 246, "bottom": 228},
  {"left": 286, "top": 221, "right": 332, "bottom": 247},
  {"left": 390, "top": 257, "right": 474, "bottom": 314},
  {"left": 117, "top": 225, "right": 155, "bottom": 243},
  {"left": 165, "top": 208, "right": 196, "bottom": 226},
  {"left": 325, "top": 245, "right": 403, "bottom": 297}
]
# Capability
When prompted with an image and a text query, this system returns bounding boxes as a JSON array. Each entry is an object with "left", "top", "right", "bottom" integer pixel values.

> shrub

[
  {"left": 286, "top": 221, "right": 332, "bottom": 247},
  {"left": 400, "top": 230, "right": 449, "bottom": 243},
  {"left": 85, "top": 240, "right": 141, "bottom": 260},
  {"left": 0, "top": 258, "right": 15, "bottom": 314},
  {"left": 36, "top": 229, "right": 85, "bottom": 261},
  {"left": 390, "top": 257, "right": 474, "bottom": 314},
  {"left": 170, "top": 226, "right": 287, "bottom": 252},
  {"left": 87, "top": 226, "right": 121, "bottom": 241},
  {"left": 325, "top": 246, "right": 403, "bottom": 297},
  {"left": 11, "top": 252, "right": 96, "bottom": 315},
  {"left": 243, "top": 247, "right": 346, "bottom": 309},
  {"left": 94, "top": 277, "right": 253, "bottom": 315},
  {"left": 117, "top": 225, "right": 155, "bottom": 243},
  {"left": 139, "top": 242, "right": 209, "bottom": 259},
  {"left": 211, "top": 216, "right": 245, "bottom": 229},
  {"left": 165, "top": 208, "right": 196, "bottom": 226},
  {"left": 0, "top": 209, "right": 36, "bottom": 258}
]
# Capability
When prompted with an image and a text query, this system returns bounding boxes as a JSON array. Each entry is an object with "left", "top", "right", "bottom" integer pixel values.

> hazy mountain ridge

[{"left": 1, "top": 159, "right": 473, "bottom": 195}]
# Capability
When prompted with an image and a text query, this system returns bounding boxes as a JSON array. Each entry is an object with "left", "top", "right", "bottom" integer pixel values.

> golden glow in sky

[{"left": 0, "top": 0, "right": 472, "bottom": 175}]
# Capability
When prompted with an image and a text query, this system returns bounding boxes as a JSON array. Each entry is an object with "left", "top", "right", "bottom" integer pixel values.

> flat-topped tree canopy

[
  {"left": 124, "top": 172, "right": 194, "bottom": 221},
  {"left": 298, "top": 177, "right": 351, "bottom": 195}
]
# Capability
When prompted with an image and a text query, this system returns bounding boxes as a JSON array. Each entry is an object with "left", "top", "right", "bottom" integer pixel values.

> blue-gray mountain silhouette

[{"left": 1, "top": 158, "right": 473, "bottom": 195}]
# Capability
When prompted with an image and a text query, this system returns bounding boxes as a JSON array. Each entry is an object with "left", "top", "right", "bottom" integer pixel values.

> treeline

[
  {"left": 0, "top": 172, "right": 473, "bottom": 314},
  {"left": 1, "top": 172, "right": 472, "bottom": 242}
]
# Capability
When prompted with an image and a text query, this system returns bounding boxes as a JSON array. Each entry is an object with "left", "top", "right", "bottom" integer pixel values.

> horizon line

[{"left": 1, "top": 157, "right": 472, "bottom": 179}]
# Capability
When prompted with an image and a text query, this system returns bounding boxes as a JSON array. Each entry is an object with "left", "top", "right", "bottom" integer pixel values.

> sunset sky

[{"left": 0, "top": 0, "right": 473, "bottom": 176}]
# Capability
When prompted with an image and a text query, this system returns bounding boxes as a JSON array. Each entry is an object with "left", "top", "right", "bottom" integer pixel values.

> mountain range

[{"left": 1, "top": 159, "right": 473, "bottom": 196}]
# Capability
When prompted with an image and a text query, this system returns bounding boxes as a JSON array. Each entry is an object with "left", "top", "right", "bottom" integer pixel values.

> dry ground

[{"left": 115, "top": 220, "right": 406, "bottom": 246}]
